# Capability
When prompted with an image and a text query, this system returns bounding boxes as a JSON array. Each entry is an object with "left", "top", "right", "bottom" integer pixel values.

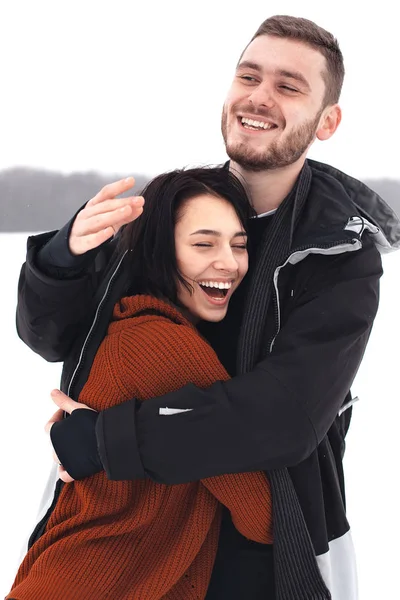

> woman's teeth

[{"left": 197, "top": 280, "right": 232, "bottom": 289}]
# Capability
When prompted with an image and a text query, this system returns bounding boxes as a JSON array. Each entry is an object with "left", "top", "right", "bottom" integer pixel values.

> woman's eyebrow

[{"left": 190, "top": 230, "right": 248, "bottom": 237}]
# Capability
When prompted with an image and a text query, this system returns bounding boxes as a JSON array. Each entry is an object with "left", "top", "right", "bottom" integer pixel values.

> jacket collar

[
  {"left": 224, "top": 158, "right": 400, "bottom": 253},
  {"left": 307, "top": 159, "right": 400, "bottom": 253}
]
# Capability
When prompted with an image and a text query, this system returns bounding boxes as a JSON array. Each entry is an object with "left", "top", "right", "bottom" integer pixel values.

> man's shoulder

[{"left": 304, "top": 159, "right": 400, "bottom": 254}]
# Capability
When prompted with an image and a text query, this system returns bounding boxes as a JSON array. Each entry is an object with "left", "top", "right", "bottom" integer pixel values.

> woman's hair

[{"left": 118, "top": 166, "right": 254, "bottom": 302}]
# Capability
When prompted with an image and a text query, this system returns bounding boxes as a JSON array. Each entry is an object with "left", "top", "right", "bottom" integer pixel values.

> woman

[{"left": 7, "top": 167, "right": 273, "bottom": 600}]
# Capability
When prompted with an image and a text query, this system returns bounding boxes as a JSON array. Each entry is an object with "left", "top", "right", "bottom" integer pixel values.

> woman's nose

[{"left": 213, "top": 248, "right": 239, "bottom": 272}]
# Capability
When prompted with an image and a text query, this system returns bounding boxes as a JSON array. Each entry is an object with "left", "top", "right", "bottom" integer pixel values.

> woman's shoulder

[
  {"left": 104, "top": 297, "right": 229, "bottom": 393},
  {"left": 104, "top": 294, "right": 200, "bottom": 353},
  {"left": 114, "top": 294, "right": 192, "bottom": 323},
  {"left": 118, "top": 311, "right": 205, "bottom": 356}
]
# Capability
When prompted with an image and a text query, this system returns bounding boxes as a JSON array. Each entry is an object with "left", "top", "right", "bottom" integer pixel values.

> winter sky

[
  {"left": 0, "top": 0, "right": 399, "bottom": 181},
  {"left": 1, "top": 1, "right": 399, "bottom": 598}
]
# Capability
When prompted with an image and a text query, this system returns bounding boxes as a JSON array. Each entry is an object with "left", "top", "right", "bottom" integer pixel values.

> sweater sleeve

[
  {"left": 97, "top": 318, "right": 229, "bottom": 480},
  {"left": 96, "top": 238, "right": 383, "bottom": 483}
]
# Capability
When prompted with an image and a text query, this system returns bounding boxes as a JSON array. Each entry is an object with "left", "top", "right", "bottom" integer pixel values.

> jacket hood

[{"left": 308, "top": 159, "right": 400, "bottom": 253}]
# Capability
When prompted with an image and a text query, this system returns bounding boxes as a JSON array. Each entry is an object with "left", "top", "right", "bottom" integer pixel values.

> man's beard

[{"left": 221, "top": 107, "right": 323, "bottom": 172}]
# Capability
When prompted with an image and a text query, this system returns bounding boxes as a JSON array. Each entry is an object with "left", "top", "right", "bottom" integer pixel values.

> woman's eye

[
  {"left": 193, "top": 243, "right": 212, "bottom": 247},
  {"left": 232, "top": 245, "right": 247, "bottom": 250}
]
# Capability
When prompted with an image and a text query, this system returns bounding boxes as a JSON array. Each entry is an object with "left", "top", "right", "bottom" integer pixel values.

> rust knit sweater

[{"left": 9, "top": 296, "right": 273, "bottom": 600}]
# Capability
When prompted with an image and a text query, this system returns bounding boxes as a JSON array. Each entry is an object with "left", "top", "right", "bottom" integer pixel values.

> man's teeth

[
  {"left": 198, "top": 281, "right": 232, "bottom": 289},
  {"left": 241, "top": 117, "right": 275, "bottom": 130}
]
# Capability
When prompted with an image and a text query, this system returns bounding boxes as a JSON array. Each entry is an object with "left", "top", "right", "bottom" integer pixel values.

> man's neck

[{"left": 229, "top": 158, "right": 306, "bottom": 215}]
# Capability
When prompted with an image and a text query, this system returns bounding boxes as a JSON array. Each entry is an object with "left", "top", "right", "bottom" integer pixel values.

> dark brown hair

[
  {"left": 248, "top": 15, "right": 344, "bottom": 107},
  {"left": 118, "top": 166, "right": 254, "bottom": 303}
]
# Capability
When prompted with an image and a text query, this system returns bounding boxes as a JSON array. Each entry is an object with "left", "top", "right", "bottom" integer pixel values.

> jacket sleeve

[
  {"left": 16, "top": 212, "right": 114, "bottom": 362},
  {"left": 96, "top": 238, "right": 383, "bottom": 484}
]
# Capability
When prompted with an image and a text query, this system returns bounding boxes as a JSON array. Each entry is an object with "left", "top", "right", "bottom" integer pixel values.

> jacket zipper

[
  {"left": 67, "top": 251, "right": 127, "bottom": 398},
  {"left": 269, "top": 238, "right": 360, "bottom": 352},
  {"left": 28, "top": 252, "right": 127, "bottom": 549},
  {"left": 28, "top": 478, "right": 63, "bottom": 548}
]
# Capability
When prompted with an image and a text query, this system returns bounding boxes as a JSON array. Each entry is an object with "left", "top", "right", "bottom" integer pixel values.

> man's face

[{"left": 221, "top": 35, "right": 329, "bottom": 171}]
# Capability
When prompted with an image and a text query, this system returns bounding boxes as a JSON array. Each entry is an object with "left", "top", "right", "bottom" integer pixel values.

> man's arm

[
  {"left": 95, "top": 237, "right": 382, "bottom": 484},
  {"left": 16, "top": 225, "right": 107, "bottom": 362},
  {"left": 16, "top": 178, "right": 144, "bottom": 362}
]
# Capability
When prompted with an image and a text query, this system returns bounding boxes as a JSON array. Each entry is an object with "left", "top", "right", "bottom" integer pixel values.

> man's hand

[
  {"left": 45, "top": 390, "right": 101, "bottom": 483},
  {"left": 69, "top": 177, "right": 145, "bottom": 255}
]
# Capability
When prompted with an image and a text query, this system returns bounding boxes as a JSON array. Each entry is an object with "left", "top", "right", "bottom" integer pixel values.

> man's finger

[
  {"left": 45, "top": 408, "right": 65, "bottom": 433},
  {"left": 58, "top": 466, "right": 75, "bottom": 483},
  {"left": 73, "top": 201, "right": 144, "bottom": 238},
  {"left": 69, "top": 208, "right": 143, "bottom": 255},
  {"left": 88, "top": 177, "right": 136, "bottom": 207},
  {"left": 84, "top": 196, "right": 144, "bottom": 219}
]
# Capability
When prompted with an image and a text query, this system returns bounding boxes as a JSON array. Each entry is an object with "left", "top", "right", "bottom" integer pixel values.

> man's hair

[
  {"left": 250, "top": 15, "right": 344, "bottom": 107},
  {"left": 119, "top": 166, "right": 254, "bottom": 304}
]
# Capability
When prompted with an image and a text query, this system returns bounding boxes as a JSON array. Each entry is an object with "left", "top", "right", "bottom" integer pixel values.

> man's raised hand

[{"left": 69, "top": 177, "right": 145, "bottom": 255}]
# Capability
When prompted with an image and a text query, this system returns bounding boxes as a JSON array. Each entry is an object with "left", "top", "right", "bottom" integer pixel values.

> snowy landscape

[{"left": 1, "top": 1, "right": 398, "bottom": 597}]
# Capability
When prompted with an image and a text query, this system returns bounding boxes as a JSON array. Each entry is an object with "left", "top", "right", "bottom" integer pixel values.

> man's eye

[
  {"left": 279, "top": 85, "right": 298, "bottom": 92},
  {"left": 239, "top": 75, "right": 258, "bottom": 83}
]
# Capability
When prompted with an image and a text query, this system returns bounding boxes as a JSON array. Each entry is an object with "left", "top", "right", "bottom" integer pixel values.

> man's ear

[{"left": 316, "top": 104, "right": 342, "bottom": 141}]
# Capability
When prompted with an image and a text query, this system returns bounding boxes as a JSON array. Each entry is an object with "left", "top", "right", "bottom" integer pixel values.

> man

[{"left": 16, "top": 15, "right": 400, "bottom": 600}]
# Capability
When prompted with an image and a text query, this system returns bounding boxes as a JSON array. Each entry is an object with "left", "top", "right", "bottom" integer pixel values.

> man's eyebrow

[
  {"left": 236, "top": 61, "right": 311, "bottom": 91},
  {"left": 190, "top": 229, "right": 248, "bottom": 237},
  {"left": 236, "top": 60, "right": 262, "bottom": 73},
  {"left": 277, "top": 69, "right": 311, "bottom": 91}
]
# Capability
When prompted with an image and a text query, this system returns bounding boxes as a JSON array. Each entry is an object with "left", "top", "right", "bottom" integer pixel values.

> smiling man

[
  {"left": 223, "top": 40, "right": 330, "bottom": 171},
  {"left": 15, "top": 15, "right": 400, "bottom": 600}
]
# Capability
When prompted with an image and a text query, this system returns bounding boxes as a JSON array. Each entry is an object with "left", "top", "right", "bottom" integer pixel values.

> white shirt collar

[{"left": 252, "top": 208, "right": 277, "bottom": 219}]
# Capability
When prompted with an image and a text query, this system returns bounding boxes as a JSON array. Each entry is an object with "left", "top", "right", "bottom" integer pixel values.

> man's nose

[{"left": 248, "top": 83, "right": 276, "bottom": 110}]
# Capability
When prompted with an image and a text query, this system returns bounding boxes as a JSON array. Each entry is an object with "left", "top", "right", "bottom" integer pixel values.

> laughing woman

[{"left": 8, "top": 167, "right": 273, "bottom": 600}]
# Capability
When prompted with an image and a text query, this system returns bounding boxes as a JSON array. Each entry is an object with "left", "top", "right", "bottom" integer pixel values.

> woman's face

[{"left": 175, "top": 193, "right": 249, "bottom": 323}]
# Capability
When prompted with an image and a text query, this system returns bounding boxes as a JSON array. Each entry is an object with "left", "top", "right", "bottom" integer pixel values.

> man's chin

[
  {"left": 224, "top": 139, "right": 266, "bottom": 167},
  {"left": 227, "top": 149, "right": 272, "bottom": 172}
]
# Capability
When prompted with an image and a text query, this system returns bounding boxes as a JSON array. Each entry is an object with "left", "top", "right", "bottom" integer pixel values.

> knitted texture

[
  {"left": 237, "top": 163, "right": 331, "bottom": 599},
  {"left": 9, "top": 295, "right": 272, "bottom": 600}
]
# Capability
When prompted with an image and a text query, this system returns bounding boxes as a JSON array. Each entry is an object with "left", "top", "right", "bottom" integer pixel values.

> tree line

[{"left": 0, "top": 167, "right": 399, "bottom": 232}]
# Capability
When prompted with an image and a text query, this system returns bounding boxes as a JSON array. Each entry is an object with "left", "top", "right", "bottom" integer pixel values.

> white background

[
  {"left": 1, "top": 1, "right": 399, "bottom": 598},
  {"left": 0, "top": 0, "right": 399, "bottom": 180}
]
